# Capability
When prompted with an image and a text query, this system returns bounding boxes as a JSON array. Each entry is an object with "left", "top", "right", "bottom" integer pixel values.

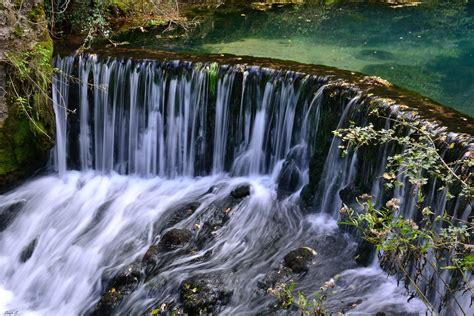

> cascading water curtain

[{"left": 52, "top": 55, "right": 328, "bottom": 180}]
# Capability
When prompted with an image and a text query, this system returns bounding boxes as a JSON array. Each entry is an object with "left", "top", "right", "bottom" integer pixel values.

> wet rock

[
  {"left": 339, "top": 183, "right": 364, "bottom": 206},
  {"left": 0, "top": 201, "right": 25, "bottom": 232},
  {"left": 167, "top": 202, "right": 200, "bottom": 226},
  {"left": 158, "top": 228, "right": 193, "bottom": 251},
  {"left": 299, "top": 184, "right": 314, "bottom": 209},
  {"left": 354, "top": 239, "right": 376, "bottom": 266},
  {"left": 195, "top": 208, "right": 231, "bottom": 249},
  {"left": 283, "top": 247, "right": 317, "bottom": 273},
  {"left": 92, "top": 262, "right": 142, "bottom": 315},
  {"left": 19, "top": 238, "right": 37, "bottom": 263},
  {"left": 190, "top": 250, "right": 213, "bottom": 264},
  {"left": 230, "top": 184, "right": 251, "bottom": 199},
  {"left": 278, "top": 160, "right": 301, "bottom": 195},
  {"left": 346, "top": 299, "right": 363, "bottom": 310},
  {"left": 180, "top": 275, "right": 232, "bottom": 315},
  {"left": 257, "top": 266, "right": 294, "bottom": 290},
  {"left": 142, "top": 244, "right": 160, "bottom": 269}
]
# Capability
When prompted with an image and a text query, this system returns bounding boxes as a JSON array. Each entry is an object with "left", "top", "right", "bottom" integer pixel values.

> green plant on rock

[
  {"left": 334, "top": 109, "right": 473, "bottom": 314},
  {"left": 268, "top": 279, "right": 335, "bottom": 315},
  {"left": 340, "top": 197, "right": 472, "bottom": 313},
  {"left": 5, "top": 39, "right": 55, "bottom": 141}
]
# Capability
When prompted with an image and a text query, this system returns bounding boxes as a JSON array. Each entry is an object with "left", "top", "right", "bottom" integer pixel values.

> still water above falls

[
  {"left": 115, "top": 1, "right": 474, "bottom": 116},
  {"left": 0, "top": 54, "right": 471, "bottom": 315}
]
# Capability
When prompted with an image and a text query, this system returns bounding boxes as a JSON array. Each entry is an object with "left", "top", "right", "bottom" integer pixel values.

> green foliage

[
  {"left": 341, "top": 199, "right": 471, "bottom": 261},
  {"left": 333, "top": 115, "right": 472, "bottom": 197},
  {"left": 268, "top": 279, "right": 335, "bottom": 315},
  {"left": 208, "top": 62, "right": 218, "bottom": 95},
  {"left": 5, "top": 39, "right": 54, "bottom": 140}
]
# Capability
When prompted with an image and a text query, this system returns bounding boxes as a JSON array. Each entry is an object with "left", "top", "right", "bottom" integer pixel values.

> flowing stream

[{"left": 0, "top": 55, "right": 469, "bottom": 315}]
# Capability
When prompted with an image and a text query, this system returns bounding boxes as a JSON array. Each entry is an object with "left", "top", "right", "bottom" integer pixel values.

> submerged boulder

[
  {"left": 283, "top": 247, "right": 317, "bottom": 273},
  {"left": 230, "top": 184, "right": 251, "bottom": 199},
  {"left": 0, "top": 200, "right": 25, "bottom": 232},
  {"left": 257, "top": 266, "right": 294, "bottom": 291},
  {"left": 180, "top": 275, "right": 232, "bottom": 315},
  {"left": 19, "top": 238, "right": 37, "bottom": 263}
]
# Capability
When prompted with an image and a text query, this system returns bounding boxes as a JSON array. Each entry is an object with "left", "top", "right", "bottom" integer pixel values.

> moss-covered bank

[{"left": 0, "top": 1, "right": 55, "bottom": 190}]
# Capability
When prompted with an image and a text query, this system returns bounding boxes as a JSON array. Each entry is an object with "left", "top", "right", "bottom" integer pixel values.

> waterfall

[
  {"left": 51, "top": 56, "right": 326, "bottom": 181},
  {"left": 0, "top": 54, "right": 470, "bottom": 315}
]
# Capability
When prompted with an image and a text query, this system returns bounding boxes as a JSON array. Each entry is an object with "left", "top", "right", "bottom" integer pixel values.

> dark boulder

[
  {"left": 230, "top": 184, "right": 251, "bottom": 199},
  {"left": 283, "top": 247, "right": 317, "bottom": 273},
  {"left": 278, "top": 160, "right": 301, "bottom": 195},
  {"left": 158, "top": 228, "right": 193, "bottom": 251},
  {"left": 19, "top": 238, "right": 37, "bottom": 263},
  {"left": 180, "top": 275, "right": 232, "bottom": 315}
]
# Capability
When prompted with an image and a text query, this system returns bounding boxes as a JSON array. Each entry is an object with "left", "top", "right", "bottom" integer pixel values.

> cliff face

[{"left": 0, "top": 1, "right": 55, "bottom": 191}]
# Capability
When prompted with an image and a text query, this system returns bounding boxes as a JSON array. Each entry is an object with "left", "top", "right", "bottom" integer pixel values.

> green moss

[
  {"left": 109, "top": 0, "right": 131, "bottom": 14},
  {"left": 0, "top": 133, "right": 18, "bottom": 175},
  {"left": 12, "top": 119, "right": 34, "bottom": 164},
  {"left": 28, "top": 3, "right": 47, "bottom": 23}
]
